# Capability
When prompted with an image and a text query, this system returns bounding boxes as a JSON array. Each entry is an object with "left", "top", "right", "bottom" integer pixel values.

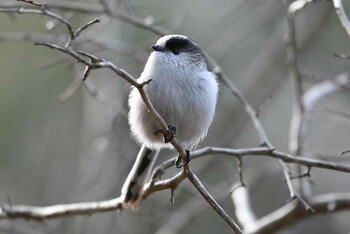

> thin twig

[
  {"left": 341, "top": 150, "right": 350, "bottom": 155},
  {"left": 32, "top": 33, "right": 245, "bottom": 232},
  {"left": 0, "top": 1, "right": 170, "bottom": 35},
  {"left": 151, "top": 146, "right": 350, "bottom": 178},
  {"left": 0, "top": 7, "right": 74, "bottom": 38},
  {"left": 237, "top": 158, "right": 245, "bottom": 186},
  {"left": 334, "top": 53, "right": 350, "bottom": 59},
  {"left": 65, "top": 18, "right": 101, "bottom": 47},
  {"left": 83, "top": 79, "right": 127, "bottom": 115},
  {"left": 280, "top": 160, "right": 315, "bottom": 212},
  {"left": 0, "top": 170, "right": 183, "bottom": 220},
  {"left": 187, "top": 171, "right": 243, "bottom": 233},
  {"left": 155, "top": 182, "right": 230, "bottom": 234},
  {"left": 17, "top": 0, "right": 47, "bottom": 8},
  {"left": 333, "top": 0, "right": 350, "bottom": 37},
  {"left": 57, "top": 78, "right": 83, "bottom": 103},
  {"left": 2, "top": 2, "right": 350, "bottom": 232},
  {"left": 36, "top": 42, "right": 188, "bottom": 162},
  {"left": 245, "top": 192, "right": 350, "bottom": 234},
  {"left": 0, "top": 198, "right": 124, "bottom": 220},
  {"left": 287, "top": 0, "right": 306, "bottom": 156},
  {"left": 286, "top": 0, "right": 314, "bottom": 198},
  {"left": 208, "top": 58, "right": 273, "bottom": 149},
  {"left": 3, "top": 2, "right": 100, "bottom": 47},
  {"left": 189, "top": 147, "right": 350, "bottom": 173}
]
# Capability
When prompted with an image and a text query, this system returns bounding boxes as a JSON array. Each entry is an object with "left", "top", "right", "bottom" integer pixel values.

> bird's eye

[{"left": 172, "top": 49, "right": 180, "bottom": 55}]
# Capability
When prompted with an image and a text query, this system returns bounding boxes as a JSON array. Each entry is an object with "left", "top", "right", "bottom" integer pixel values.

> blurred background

[{"left": 1, "top": 0, "right": 350, "bottom": 233}]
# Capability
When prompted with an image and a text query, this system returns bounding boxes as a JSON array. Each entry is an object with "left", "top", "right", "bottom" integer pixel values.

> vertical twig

[
  {"left": 207, "top": 56, "right": 273, "bottom": 149},
  {"left": 286, "top": 0, "right": 312, "bottom": 197},
  {"left": 287, "top": 1, "right": 306, "bottom": 156}
]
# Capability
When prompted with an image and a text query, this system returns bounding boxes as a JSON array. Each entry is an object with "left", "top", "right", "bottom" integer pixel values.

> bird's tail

[{"left": 121, "top": 144, "right": 159, "bottom": 210}]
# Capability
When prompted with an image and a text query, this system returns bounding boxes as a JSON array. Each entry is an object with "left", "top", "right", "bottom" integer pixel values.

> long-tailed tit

[{"left": 121, "top": 35, "right": 218, "bottom": 209}]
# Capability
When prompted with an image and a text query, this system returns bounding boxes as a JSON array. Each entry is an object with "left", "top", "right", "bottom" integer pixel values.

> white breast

[{"left": 128, "top": 52, "right": 218, "bottom": 150}]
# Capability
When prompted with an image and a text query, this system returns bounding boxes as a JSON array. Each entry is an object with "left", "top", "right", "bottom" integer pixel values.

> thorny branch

[{"left": 1, "top": 0, "right": 350, "bottom": 233}]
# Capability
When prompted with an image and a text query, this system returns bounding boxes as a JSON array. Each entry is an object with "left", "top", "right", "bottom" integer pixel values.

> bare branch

[
  {"left": 303, "top": 73, "right": 349, "bottom": 109},
  {"left": 65, "top": 18, "right": 102, "bottom": 47},
  {"left": 280, "top": 160, "right": 314, "bottom": 212},
  {"left": 57, "top": 78, "right": 83, "bottom": 103},
  {"left": 17, "top": 0, "right": 47, "bottom": 8},
  {"left": 333, "top": 0, "right": 350, "bottom": 37},
  {"left": 334, "top": 53, "right": 350, "bottom": 59},
  {"left": 31, "top": 33, "right": 244, "bottom": 230},
  {"left": 231, "top": 186, "right": 256, "bottom": 229},
  {"left": 237, "top": 158, "right": 245, "bottom": 186},
  {"left": 34, "top": 41, "right": 190, "bottom": 167},
  {"left": 142, "top": 171, "right": 186, "bottom": 199},
  {"left": 0, "top": 171, "right": 183, "bottom": 220},
  {"left": 75, "top": 18, "right": 102, "bottom": 39},
  {"left": 83, "top": 79, "right": 127, "bottom": 115},
  {"left": 2, "top": 1, "right": 350, "bottom": 232},
  {"left": 0, "top": 1, "right": 170, "bottom": 36},
  {"left": 0, "top": 198, "right": 123, "bottom": 220},
  {"left": 155, "top": 182, "right": 229, "bottom": 234},
  {"left": 189, "top": 147, "right": 350, "bottom": 173},
  {"left": 287, "top": 0, "right": 308, "bottom": 156},
  {"left": 286, "top": 0, "right": 316, "bottom": 198},
  {"left": 341, "top": 149, "right": 350, "bottom": 155},
  {"left": 0, "top": 7, "right": 74, "bottom": 38},
  {"left": 246, "top": 193, "right": 350, "bottom": 234},
  {"left": 2, "top": 3, "right": 99, "bottom": 47},
  {"left": 208, "top": 58, "right": 272, "bottom": 149},
  {"left": 187, "top": 171, "right": 243, "bottom": 233}
]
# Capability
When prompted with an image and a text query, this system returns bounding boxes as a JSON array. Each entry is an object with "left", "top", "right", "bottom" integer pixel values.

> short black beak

[{"left": 152, "top": 44, "right": 163, "bottom": 52}]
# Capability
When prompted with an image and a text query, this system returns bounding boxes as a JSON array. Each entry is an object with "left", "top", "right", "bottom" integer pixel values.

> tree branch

[
  {"left": 187, "top": 171, "right": 243, "bottom": 233},
  {"left": 231, "top": 186, "right": 256, "bottom": 229},
  {"left": 0, "top": 198, "right": 123, "bottom": 220},
  {"left": 0, "top": 1, "right": 170, "bottom": 35},
  {"left": 33, "top": 35, "right": 241, "bottom": 232},
  {"left": 2, "top": 1, "right": 350, "bottom": 233},
  {"left": 246, "top": 192, "right": 350, "bottom": 234},
  {"left": 191, "top": 147, "right": 350, "bottom": 173},
  {"left": 333, "top": 0, "right": 350, "bottom": 37}
]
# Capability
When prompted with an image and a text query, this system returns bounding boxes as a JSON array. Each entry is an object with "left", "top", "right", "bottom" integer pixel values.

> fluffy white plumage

[
  {"left": 122, "top": 35, "right": 218, "bottom": 209},
  {"left": 128, "top": 35, "right": 218, "bottom": 150}
]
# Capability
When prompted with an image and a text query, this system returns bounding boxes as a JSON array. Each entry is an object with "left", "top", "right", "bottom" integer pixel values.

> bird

[{"left": 121, "top": 34, "right": 218, "bottom": 209}]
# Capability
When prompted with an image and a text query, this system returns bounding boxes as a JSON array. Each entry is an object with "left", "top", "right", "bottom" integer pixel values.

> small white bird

[{"left": 121, "top": 35, "right": 218, "bottom": 209}]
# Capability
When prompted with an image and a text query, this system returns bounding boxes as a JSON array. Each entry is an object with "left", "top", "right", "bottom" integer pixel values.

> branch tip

[
  {"left": 139, "top": 79, "right": 152, "bottom": 88},
  {"left": 169, "top": 188, "right": 175, "bottom": 208},
  {"left": 341, "top": 149, "right": 350, "bottom": 155}
]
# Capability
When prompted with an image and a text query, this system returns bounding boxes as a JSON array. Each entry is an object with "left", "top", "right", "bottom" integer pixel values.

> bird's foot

[
  {"left": 163, "top": 125, "right": 176, "bottom": 143},
  {"left": 175, "top": 150, "right": 191, "bottom": 168}
]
